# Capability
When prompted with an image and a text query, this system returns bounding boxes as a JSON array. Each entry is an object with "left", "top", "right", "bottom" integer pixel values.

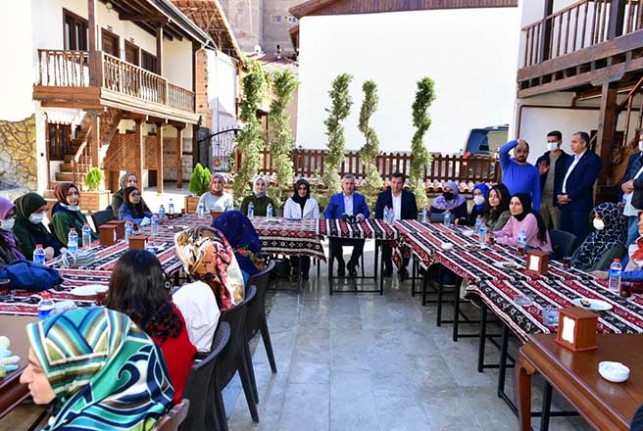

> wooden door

[
  {"left": 102, "top": 29, "right": 120, "bottom": 57},
  {"left": 125, "top": 41, "right": 139, "bottom": 66}
]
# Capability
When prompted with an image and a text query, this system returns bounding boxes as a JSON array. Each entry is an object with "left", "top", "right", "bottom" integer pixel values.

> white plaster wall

[
  {"left": 164, "top": 39, "right": 194, "bottom": 90},
  {"left": 207, "top": 50, "right": 239, "bottom": 132},
  {"left": 296, "top": 8, "right": 520, "bottom": 154}
]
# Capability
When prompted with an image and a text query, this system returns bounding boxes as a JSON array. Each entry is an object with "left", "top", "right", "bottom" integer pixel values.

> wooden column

[
  {"left": 156, "top": 122, "right": 164, "bottom": 194},
  {"left": 595, "top": 82, "right": 618, "bottom": 185},
  {"left": 156, "top": 26, "right": 164, "bottom": 75},
  {"left": 176, "top": 125, "right": 184, "bottom": 188},
  {"left": 607, "top": 0, "right": 626, "bottom": 40},
  {"left": 134, "top": 120, "right": 145, "bottom": 192},
  {"left": 89, "top": 110, "right": 100, "bottom": 167},
  {"left": 539, "top": 0, "right": 554, "bottom": 62},
  {"left": 88, "top": 0, "right": 100, "bottom": 86}
]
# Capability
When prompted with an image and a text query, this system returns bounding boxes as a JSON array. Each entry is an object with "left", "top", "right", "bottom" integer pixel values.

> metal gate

[{"left": 197, "top": 127, "right": 241, "bottom": 172}]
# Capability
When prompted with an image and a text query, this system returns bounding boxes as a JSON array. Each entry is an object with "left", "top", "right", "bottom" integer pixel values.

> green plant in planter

[
  {"left": 189, "top": 163, "right": 212, "bottom": 196},
  {"left": 410, "top": 76, "right": 436, "bottom": 209},
  {"left": 85, "top": 167, "right": 104, "bottom": 192}
]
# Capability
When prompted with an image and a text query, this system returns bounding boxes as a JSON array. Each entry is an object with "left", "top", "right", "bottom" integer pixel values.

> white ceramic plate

[
  {"left": 598, "top": 361, "right": 630, "bottom": 383},
  {"left": 69, "top": 284, "right": 108, "bottom": 297},
  {"left": 493, "top": 261, "right": 520, "bottom": 270},
  {"left": 462, "top": 230, "right": 474, "bottom": 237},
  {"left": 572, "top": 298, "right": 613, "bottom": 311}
]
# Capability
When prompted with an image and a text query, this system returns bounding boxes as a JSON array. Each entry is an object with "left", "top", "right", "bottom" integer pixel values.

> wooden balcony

[
  {"left": 34, "top": 49, "right": 198, "bottom": 123},
  {"left": 517, "top": 0, "right": 643, "bottom": 98}
]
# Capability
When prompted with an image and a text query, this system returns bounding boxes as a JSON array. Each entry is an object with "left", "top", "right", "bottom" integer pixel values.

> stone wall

[
  {"left": 0, "top": 114, "right": 37, "bottom": 190},
  {"left": 163, "top": 137, "right": 193, "bottom": 182}
]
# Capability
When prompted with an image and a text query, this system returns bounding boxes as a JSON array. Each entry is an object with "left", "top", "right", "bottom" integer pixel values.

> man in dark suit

[
  {"left": 535, "top": 130, "right": 571, "bottom": 230},
  {"left": 375, "top": 172, "right": 417, "bottom": 279},
  {"left": 617, "top": 134, "right": 643, "bottom": 246},
  {"left": 557, "top": 131, "right": 602, "bottom": 244},
  {"left": 324, "top": 174, "right": 370, "bottom": 277}
]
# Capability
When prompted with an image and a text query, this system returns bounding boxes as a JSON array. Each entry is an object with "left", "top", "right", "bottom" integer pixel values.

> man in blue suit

[
  {"left": 557, "top": 131, "right": 602, "bottom": 244},
  {"left": 324, "top": 174, "right": 370, "bottom": 277},
  {"left": 375, "top": 172, "right": 417, "bottom": 279},
  {"left": 617, "top": 135, "right": 643, "bottom": 246}
]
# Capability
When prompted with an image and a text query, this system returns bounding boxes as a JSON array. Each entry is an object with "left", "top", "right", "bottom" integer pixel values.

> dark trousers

[
  {"left": 290, "top": 256, "right": 311, "bottom": 274},
  {"left": 329, "top": 237, "right": 365, "bottom": 267},
  {"left": 382, "top": 243, "right": 409, "bottom": 272},
  {"left": 560, "top": 206, "right": 590, "bottom": 246}
]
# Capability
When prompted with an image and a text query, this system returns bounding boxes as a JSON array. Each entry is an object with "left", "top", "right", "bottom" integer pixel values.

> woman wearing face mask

[
  {"left": 429, "top": 180, "right": 468, "bottom": 220},
  {"left": 198, "top": 173, "right": 234, "bottom": 213},
  {"left": 0, "top": 196, "right": 25, "bottom": 266},
  {"left": 456, "top": 183, "right": 489, "bottom": 226},
  {"left": 592, "top": 211, "right": 643, "bottom": 281},
  {"left": 12, "top": 192, "right": 61, "bottom": 261},
  {"left": 240, "top": 176, "right": 276, "bottom": 217},
  {"left": 484, "top": 184, "right": 511, "bottom": 231},
  {"left": 571, "top": 203, "right": 626, "bottom": 272},
  {"left": 494, "top": 193, "right": 552, "bottom": 252},
  {"left": 50, "top": 183, "right": 97, "bottom": 245},
  {"left": 118, "top": 186, "right": 153, "bottom": 224}
]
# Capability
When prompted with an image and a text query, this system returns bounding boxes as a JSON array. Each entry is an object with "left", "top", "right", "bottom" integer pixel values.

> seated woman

[
  {"left": 430, "top": 180, "right": 468, "bottom": 220},
  {"left": 13, "top": 192, "right": 61, "bottom": 261},
  {"left": 118, "top": 186, "right": 153, "bottom": 224},
  {"left": 50, "top": 183, "right": 97, "bottom": 245},
  {"left": 572, "top": 203, "right": 626, "bottom": 272},
  {"left": 283, "top": 179, "right": 320, "bottom": 280},
  {"left": 240, "top": 176, "right": 276, "bottom": 217},
  {"left": 494, "top": 193, "right": 552, "bottom": 252},
  {"left": 174, "top": 226, "right": 246, "bottom": 350},
  {"left": 20, "top": 307, "right": 174, "bottom": 430},
  {"left": 111, "top": 172, "right": 150, "bottom": 217},
  {"left": 198, "top": 173, "right": 234, "bottom": 213},
  {"left": 0, "top": 197, "right": 25, "bottom": 265},
  {"left": 592, "top": 210, "right": 643, "bottom": 282},
  {"left": 212, "top": 210, "right": 266, "bottom": 284},
  {"left": 484, "top": 184, "right": 511, "bottom": 232},
  {"left": 456, "top": 183, "right": 489, "bottom": 226},
  {"left": 105, "top": 250, "right": 196, "bottom": 403}
]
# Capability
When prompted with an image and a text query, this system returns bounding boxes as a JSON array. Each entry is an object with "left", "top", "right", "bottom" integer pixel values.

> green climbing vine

[
  {"left": 410, "top": 77, "right": 436, "bottom": 209},
  {"left": 358, "top": 80, "right": 382, "bottom": 208}
]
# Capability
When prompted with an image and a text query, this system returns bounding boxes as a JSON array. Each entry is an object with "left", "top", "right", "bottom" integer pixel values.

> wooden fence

[{"left": 234, "top": 148, "right": 501, "bottom": 184}]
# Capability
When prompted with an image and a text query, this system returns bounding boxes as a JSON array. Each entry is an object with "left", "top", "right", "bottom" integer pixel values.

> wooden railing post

[
  {"left": 539, "top": 0, "right": 555, "bottom": 62},
  {"left": 608, "top": 0, "right": 627, "bottom": 39}
]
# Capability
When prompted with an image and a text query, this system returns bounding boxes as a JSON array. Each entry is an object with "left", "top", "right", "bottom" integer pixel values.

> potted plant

[
  {"left": 80, "top": 167, "right": 111, "bottom": 211},
  {"left": 185, "top": 163, "right": 211, "bottom": 214}
]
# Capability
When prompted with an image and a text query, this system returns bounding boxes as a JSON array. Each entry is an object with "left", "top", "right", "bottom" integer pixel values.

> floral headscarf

[
  {"left": 211, "top": 210, "right": 266, "bottom": 277},
  {"left": 431, "top": 180, "right": 467, "bottom": 211},
  {"left": 0, "top": 196, "right": 25, "bottom": 262},
  {"left": 26, "top": 307, "right": 174, "bottom": 430},
  {"left": 573, "top": 203, "right": 627, "bottom": 270},
  {"left": 175, "top": 225, "right": 245, "bottom": 310}
]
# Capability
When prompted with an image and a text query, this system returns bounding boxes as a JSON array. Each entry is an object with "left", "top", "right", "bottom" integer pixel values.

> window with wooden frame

[
  {"left": 101, "top": 28, "right": 120, "bottom": 57},
  {"left": 125, "top": 40, "right": 140, "bottom": 66},
  {"left": 47, "top": 123, "right": 72, "bottom": 161},
  {"left": 63, "top": 9, "right": 88, "bottom": 50},
  {"left": 141, "top": 50, "right": 158, "bottom": 73}
]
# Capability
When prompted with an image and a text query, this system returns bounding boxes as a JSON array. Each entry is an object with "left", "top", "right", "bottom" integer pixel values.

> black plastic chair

[
  {"left": 550, "top": 229, "right": 577, "bottom": 260},
  {"left": 214, "top": 285, "right": 258, "bottom": 429},
  {"left": 91, "top": 209, "right": 115, "bottom": 229},
  {"left": 181, "top": 322, "right": 231, "bottom": 431}
]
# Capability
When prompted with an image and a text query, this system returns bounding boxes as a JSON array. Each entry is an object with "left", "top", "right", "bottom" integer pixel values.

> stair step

[
  {"left": 59, "top": 163, "right": 90, "bottom": 172},
  {"left": 63, "top": 155, "right": 91, "bottom": 163},
  {"left": 56, "top": 172, "right": 76, "bottom": 182}
]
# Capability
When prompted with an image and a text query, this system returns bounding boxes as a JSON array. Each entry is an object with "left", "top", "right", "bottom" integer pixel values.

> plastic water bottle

[
  {"left": 125, "top": 219, "right": 133, "bottom": 241},
  {"left": 67, "top": 228, "right": 78, "bottom": 254},
  {"left": 168, "top": 199, "right": 175, "bottom": 215},
  {"left": 443, "top": 210, "right": 451, "bottom": 227},
  {"left": 383, "top": 206, "right": 390, "bottom": 224},
  {"left": 247, "top": 201, "right": 255, "bottom": 220},
  {"left": 267, "top": 203, "right": 274, "bottom": 219},
  {"left": 158, "top": 205, "right": 166, "bottom": 218},
  {"left": 421, "top": 207, "right": 428, "bottom": 223},
  {"left": 608, "top": 258, "right": 622, "bottom": 292},
  {"left": 151, "top": 214, "right": 159, "bottom": 236},
  {"left": 517, "top": 229, "right": 527, "bottom": 256},
  {"left": 478, "top": 223, "right": 488, "bottom": 245},
  {"left": 474, "top": 215, "right": 483, "bottom": 235},
  {"left": 38, "top": 292, "right": 55, "bottom": 320},
  {"left": 197, "top": 202, "right": 205, "bottom": 218},
  {"left": 82, "top": 222, "right": 92, "bottom": 249},
  {"left": 33, "top": 244, "right": 46, "bottom": 265}
]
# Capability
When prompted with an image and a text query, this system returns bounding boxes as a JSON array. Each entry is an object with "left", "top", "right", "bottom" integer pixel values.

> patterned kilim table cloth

[{"left": 319, "top": 219, "right": 399, "bottom": 240}]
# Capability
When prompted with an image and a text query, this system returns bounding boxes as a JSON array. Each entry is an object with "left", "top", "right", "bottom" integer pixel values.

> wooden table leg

[{"left": 516, "top": 355, "right": 536, "bottom": 431}]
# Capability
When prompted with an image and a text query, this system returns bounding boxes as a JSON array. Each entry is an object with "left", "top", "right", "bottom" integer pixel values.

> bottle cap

[
  {"left": 41, "top": 292, "right": 51, "bottom": 299},
  {"left": 614, "top": 258, "right": 621, "bottom": 262},
  {"left": 70, "top": 227, "right": 76, "bottom": 231},
  {"left": 36, "top": 244, "right": 42, "bottom": 247}
]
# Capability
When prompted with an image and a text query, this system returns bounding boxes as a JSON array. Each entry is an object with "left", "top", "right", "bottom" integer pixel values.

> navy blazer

[
  {"left": 324, "top": 192, "right": 370, "bottom": 219},
  {"left": 560, "top": 150, "right": 602, "bottom": 212},
  {"left": 374, "top": 189, "right": 418, "bottom": 220},
  {"left": 617, "top": 152, "right": 643, "bottom": 209}
]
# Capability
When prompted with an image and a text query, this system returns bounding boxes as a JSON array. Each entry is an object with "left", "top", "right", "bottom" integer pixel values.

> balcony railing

[
  {"left": 522, "top": 0, "right": 643, "bottom": 67},
  {"left": 37, "top": 49, "right": 195, "bottom": 113}
]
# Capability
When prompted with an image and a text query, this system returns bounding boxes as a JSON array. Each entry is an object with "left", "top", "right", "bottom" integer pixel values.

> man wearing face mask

[
  {"left": 617, "top": 132, "right": 643, "bottom": 246},
  {"left": 12, "top": 192, "right": 61, "bottom": 261},
  {"left": 535, "top": 131, "right": 571, "bottom": 230},
  {"left": 0, "top": 196, "right": 26, "bottom": 266},
  {"left": 499, "top": 139, "right": 541, "bottom": 210}
]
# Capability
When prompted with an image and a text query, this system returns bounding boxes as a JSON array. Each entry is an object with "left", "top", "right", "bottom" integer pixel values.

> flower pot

[
  {"left": 79, "top": 190, "right": 111, "bottom": 212},
  {"left": 185, "top": 195, "right": 200, "bottom": 214}
]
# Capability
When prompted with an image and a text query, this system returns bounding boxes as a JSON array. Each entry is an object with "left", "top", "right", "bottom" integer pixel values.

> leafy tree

[
  {"left": 188, "top": 163, "right": 212, "bottom": 195},
  {"left": 358, "top": 80, "right": 382, "bottom": 207},
  {"left": 232, "top": 60, "right": 268, "bottom": 204},
  {"left": 267, "top": 69, "right": 298, "bottom": 207},
  {"left": 410, "top": 77, "right": 436, "bottom": 208}
]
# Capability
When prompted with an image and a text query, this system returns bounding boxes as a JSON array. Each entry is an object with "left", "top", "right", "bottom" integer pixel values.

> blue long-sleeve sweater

[{"left": 499, "top": 140, "right": 541, "bottom": 210}]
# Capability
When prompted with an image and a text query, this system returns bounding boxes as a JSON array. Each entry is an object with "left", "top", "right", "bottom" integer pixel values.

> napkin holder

[
  {"left": 526, "top": 250, "right": 549, "bottom": 275},
  {"left": 99, "top": 225, "right": 117, "bottom": 245},
  {"left": 105, "top": 220, "right": 125, "bottom": 239},
  {"left": 129, "top": 234, "right": 148, "bottom": 250},
  {"left": 555, "top": 307, "right": 598, "bottom": 352}
]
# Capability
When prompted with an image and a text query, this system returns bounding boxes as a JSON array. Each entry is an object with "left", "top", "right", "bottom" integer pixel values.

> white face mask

[
  {"left": 0, "top": 218, "right": 15, "bottom": 231},
  {"left": 29, "top": 213, "right": 44, "bottom": 224},
  {"left": 547, "top": 142, "right": 558, "bottom": 152},
  {"left": 639, "top": 140, "right": 643, "bottom": 152},
  {"left": 593, "top": 218, "right": 605, "bottom": 231},
  {"left": 62, "top": 203, "right": 80, "bottom": 212},
  {"left": 473, "top": 195, "right": 485, "bottom": 206}
]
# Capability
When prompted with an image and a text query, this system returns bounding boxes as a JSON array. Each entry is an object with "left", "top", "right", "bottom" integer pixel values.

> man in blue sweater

[{"left": 499, "top": 139, "right": 541, "bottom": 209}]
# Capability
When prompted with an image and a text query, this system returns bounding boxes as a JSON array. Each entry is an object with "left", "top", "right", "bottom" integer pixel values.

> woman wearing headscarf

[
  {"left": 12, "top": 192, "right": 61, "bottom": 261},
  {"left": 456, "top": 183, "right": 489, "bottom": 226},
  {"left": 484, "top": 184, "right": 512, "bottom": 232},
  {"left": 118, "top": 186, "right": 153, "bottom": 223},
  {"left": 571, "top": 203, "right": 626, "bottom": 271},
  {"left": 240, "top": 176, "right": 276, "bottom": 217},
  {"left": 105, "top": 250, "right": 196, "bottom": 403},
  {"left": 429, "top": 180, "right": 468, "bottom": 220},
  {"left": 494, "top": 193, "right": 552, "bottom": 252},
  {"left": 50, "top": 183, "right": 97, "bottom": 245},
  {"left": 20, "top": 307, "right": 174, "bottom": 430},
  {"left": 111, "top": 172, "right": 150, "bottom": 217},
  {"left": 212, "top": 210, "right": 266, "bottom": 283},
  {"left": 198, "top": 173, "right": 234, "bottom": 213},
  {"left": 174, "top": 226, "right": 245, "bottom": 349},
  {"left": 283, "top": 178, "right": 320, "bottom": 280},
  {"left": 0, "top": 196, "right": 25, "bottom": 265}
]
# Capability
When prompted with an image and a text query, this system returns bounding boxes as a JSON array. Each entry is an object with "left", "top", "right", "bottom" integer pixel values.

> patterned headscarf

[
  {"left": 431, "top": 180, "right": 467, "bottom": 211},
  {"left": 573, "top": 203, "right": 627, "bottom": 270},
  {"left": 211, "top": 210, "right": 266, "bottom": 277},
  {"left": 26, "top": 307, "right": 174, "bottom": 431},
  {"left": 0, "top": 196, "right": 25, "bottom": 262},
  {"left": 175, "top": 225, "right": 245, "bottom": 310}
]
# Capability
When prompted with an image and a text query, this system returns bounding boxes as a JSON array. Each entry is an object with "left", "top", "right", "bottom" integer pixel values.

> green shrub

[
  {"left": 189, "top": 163, "right": 212, "bottom": 195},
  {"left": 85, "top": 167, "right": 104, "bottom": 191}
]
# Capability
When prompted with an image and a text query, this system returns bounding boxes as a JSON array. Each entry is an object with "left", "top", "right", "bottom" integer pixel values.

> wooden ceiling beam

[{"left": 119, "top": 14, "right": 169, "bottom": 24}]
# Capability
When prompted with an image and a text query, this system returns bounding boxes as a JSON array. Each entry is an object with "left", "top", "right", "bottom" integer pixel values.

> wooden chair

[
  {"left": 151, "top": 399, "right": 190, "bottom": 431},
  {"left": 90, "top": 208, "right": 115, "bottom": 230}
]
